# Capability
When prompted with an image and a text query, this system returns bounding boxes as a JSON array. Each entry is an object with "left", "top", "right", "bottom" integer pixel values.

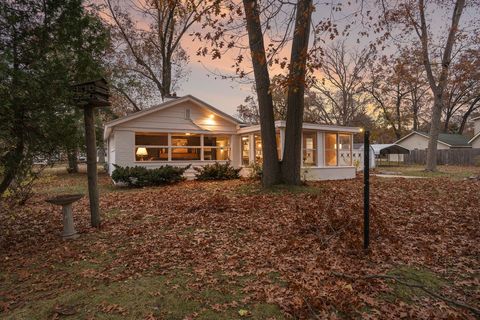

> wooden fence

[{"left": 404, "top": 149, "right": 480, "bottom": 165}]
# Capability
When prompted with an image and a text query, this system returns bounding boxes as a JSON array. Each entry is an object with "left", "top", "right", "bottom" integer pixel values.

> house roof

[
  {"left": 395, "top": 131, "right": 471, "bottom": 148},
  {"left": 104, "top": 95, "right": 242, "bottom": 139},
  {"left": 236, "top": 121, "right": 361, "bottom": 134}
]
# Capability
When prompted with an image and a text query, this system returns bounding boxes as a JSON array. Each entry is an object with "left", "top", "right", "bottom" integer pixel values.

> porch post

[
  {"left": 249, "top": 134, "right": 255, "bottom": 164},
  {"left": 168, "top": 133, "right": 172, "bottom": 161},
  {"left": 200, "top": 134, "right": 204, "bottom": 161}
]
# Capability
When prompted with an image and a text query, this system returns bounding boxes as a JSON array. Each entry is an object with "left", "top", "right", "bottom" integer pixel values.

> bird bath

[{"left": 46, "top": 194, "right": 83, "bottom": 240}]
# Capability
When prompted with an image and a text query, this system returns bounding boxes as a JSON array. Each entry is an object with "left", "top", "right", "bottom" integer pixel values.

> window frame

[
  {"left": 302, "top": 131, "right": 317, "bottom": 167},
  {"left": 134, "top": 132, "right": 231, "bottom": 162}
]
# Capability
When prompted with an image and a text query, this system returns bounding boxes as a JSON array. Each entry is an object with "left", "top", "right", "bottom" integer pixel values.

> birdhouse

[{"left": 73, "top": 78, "right": 111, "bottom": 107}]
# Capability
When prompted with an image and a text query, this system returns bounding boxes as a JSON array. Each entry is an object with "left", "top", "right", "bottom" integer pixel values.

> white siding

[
  {"left": 471, "top": 136, "right": 480, "bottom": 149},
  {"left": 474, "top": 119, "right": 480, "bottom": 136},
  {"left": 113, "top": 130, "right": 135, "bottom": 167},
  {"left": 108, "top": 134, "right": 116, "bottom": 174},
  {"left": 397, "top": 133, "right": 450, "bottom": 150},
  {"left": 116, "top": 100, "right": 237, "bottom": 133}
]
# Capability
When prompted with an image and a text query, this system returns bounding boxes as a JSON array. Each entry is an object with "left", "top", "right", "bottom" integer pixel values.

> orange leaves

[{"left": 1, "top": 175, "right": 479, "bottom": 318}]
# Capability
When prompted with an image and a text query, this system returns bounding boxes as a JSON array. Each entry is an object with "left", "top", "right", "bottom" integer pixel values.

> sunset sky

[{"left": 100, "top": 0, "right": 477, "bottom": 117}]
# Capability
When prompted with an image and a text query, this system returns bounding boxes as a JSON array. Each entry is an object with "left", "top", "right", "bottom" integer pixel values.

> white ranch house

[{"left": 104, "top": 95, "right": 361, "bottom": 180}]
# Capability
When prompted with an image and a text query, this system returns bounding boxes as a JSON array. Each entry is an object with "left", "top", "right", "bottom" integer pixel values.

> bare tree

[
  {"left": 384, "top": 0, "right": 467, "bottom": 171},
  {"left": 442, "top": 48, "right": 480, "bottom": 133},
  {"left": 104, "top": 0, "right": 218, "bottom": 111},
  {"left": 311, "top": 41, "right": 372, "bottom": 126}
]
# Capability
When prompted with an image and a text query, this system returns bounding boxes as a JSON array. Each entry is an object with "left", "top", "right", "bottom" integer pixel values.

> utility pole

[{"left": 73, "top": 79, "right": 110, "bottom": 228}]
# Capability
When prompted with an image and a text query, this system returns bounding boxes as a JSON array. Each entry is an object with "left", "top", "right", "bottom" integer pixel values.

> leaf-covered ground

[{"left": 1, "top": 168, "right": 479, "bottom": 319}]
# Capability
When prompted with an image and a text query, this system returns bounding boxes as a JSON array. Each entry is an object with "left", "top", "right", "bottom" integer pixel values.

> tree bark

[
  {"left": 422, "top": 0, "right": 465, "bottom": 171},
  {"left": 281, "top": 0, "right": 313, "bottom": 185},
  {"left": 67, "top": 149, "right": 79, "bottom": 173},
  {"left": 243, "top": 0, "right": 281, "bottom": 187},
  {"left": 83, "top": 106, "right": 101, "bottom": 227}
]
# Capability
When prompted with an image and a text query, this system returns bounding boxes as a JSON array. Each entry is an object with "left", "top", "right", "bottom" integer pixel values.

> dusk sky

[{"left": 100, "top": 0, "right": 479, "bottom": 117}]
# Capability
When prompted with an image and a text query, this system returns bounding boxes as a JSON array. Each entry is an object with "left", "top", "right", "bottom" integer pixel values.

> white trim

[
  {"left": 236, "top": 121, "right": 361, "bottom": 135},
  {"left": 468, "top": 132, "right": 480, "bottom": 144}
]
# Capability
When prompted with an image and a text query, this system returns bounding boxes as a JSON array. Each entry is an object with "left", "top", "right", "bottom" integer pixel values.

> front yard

[{"left": 0, "top": 167, "right": 479, "bottom": 319}]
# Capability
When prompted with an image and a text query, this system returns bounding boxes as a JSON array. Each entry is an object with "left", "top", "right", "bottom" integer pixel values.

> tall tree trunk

[
  {"left": 243, "top": 0, "right": 281, "bottom": 187},
  {"left": 162, "top": 54, "right": 172, "bottom": 99},
  {"left": 67, "top": 149, "right": 79, "bottom": 173},
  {"left": 281, "top": 0, "right": 313, "bottom": 185},
  {"left": 423, "top": 0, "right": 465, "bottom": 171}
]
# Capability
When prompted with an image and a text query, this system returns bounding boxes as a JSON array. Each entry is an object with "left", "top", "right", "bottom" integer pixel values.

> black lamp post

[
  {"left": 363, "top": 129, "right": 370, "bottom": 250},
  {"left": 73, "top": 78, "right": 111, "bottom": 228}
]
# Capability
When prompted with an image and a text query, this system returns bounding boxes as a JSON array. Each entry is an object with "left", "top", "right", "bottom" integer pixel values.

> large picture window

[
  {"left": 325, "top": 133, "right": 353, "bottom": 166},
  {"left": 171, "top": 133, "right": 201, "bottom": 161},
  {"left": 241, "top": 136, "right": 250, "bottom": 165},
  {"left": 325, "top": 133, "right": 338, "bottom": 166},
  {"left": 254, "top": 134, "right": 262, "bottom": 164},
  {"left": 135, "top": 133, "right": 231, "bottom": 162},
  {"left": 303, "top": 132, "right": 317, "bottom": 166},
  {"left": 135, "top": 133, "right": 168, "bottom": 161},
  {"left": 338, "top": 134, "right": 352, "bottom": 166},
  {"left": 204, "top": 135, "right": 230, "bottom": 161}
]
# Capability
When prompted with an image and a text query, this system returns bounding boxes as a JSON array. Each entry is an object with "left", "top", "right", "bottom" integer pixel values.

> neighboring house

[
  {"left": 468, "top": 116, "right": 480, "bottom": 149},
  {"left": 104, "top": 95, "right": 361, "bottom": 181},
  {"left": 395, "top": 131, "right": 472, "bottom": 150}
]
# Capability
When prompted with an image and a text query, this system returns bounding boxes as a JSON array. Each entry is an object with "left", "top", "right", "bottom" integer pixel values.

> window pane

[
  {"left": 171, "top": 147, "right": 201, "bottom": 160},
  {"left": 338, "top": 134, "right": 352, "bottom": 166},
  {"left": 241, "top": 136, "right": 250, "bottom": 165},
  {"left": 135, "top": 133, "right": 167, "bottom": 146},
  {"left": 254, "top": 134, "right": 263, "bottom": 164},
  {"left": 204, "top": 135, "right": 230, "bottom": 147},
  {"left": 325, "top": 133, "right": 337, "bottom": 166},
  {"left": 276, "top": 132, "right": 282, "bottom": 160},
  {"left": 303, "top": 132, "right": 316, "bottom": 166},
  {"left": 172, "top": 134, "right": 200, "bottom": 146},
  {"left": 204, "top": 147, "right": 230, "bottom": 160},
  {"left": 135, "top": 147, "right": 168, "bottom": 161}
]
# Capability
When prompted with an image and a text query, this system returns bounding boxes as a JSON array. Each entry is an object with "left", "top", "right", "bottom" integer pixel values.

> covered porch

[{"left": 237, "top": 121, "right": 361, "bottom": 180}]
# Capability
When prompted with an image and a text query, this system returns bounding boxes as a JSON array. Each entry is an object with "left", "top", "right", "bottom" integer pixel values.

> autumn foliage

[{"left": 0, "top": 173, "right": 479, "bottom": 318}]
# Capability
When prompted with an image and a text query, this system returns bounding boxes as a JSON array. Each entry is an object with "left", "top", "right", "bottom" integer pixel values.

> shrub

[
  {"left": 111, "top": 164, "right": 190, "bottom": 187},
  {"left": 194, "top": 161, "right": 241, "bottom": 180},
  {"left": 246, "top": 162, "right": 262, "bottom": 180}
]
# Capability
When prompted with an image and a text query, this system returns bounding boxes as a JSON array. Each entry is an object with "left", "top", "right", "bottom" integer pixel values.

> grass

[
  {"left": 376, "top": 165, "right": 480, "bottom": 179},
  {"left": 382, "top": 266, "right": 446, "bottom": 303},
  {"left": 1, "top": 164, "right": 478, "bottom": 319},
  {"left": 234, "top": 180, "right": 328, "bottom": 196},
  {"left": 4, "top": 270, "right": 285, "bottom": 320}
]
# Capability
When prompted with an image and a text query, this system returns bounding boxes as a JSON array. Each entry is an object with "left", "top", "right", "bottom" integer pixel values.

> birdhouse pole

[
  {"left": 73, "top": 79, "right": 111, "bottom": 228},
  {"left": 84, "top": 105, "right": 100, "bottom": 227}
]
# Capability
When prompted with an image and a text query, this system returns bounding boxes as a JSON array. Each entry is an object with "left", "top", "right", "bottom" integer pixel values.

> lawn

[
  {"left": 374, "top": 164, "right": 480, "bottom": 179},
  {"left": 0, "top": 166, "right": 479, "bottom": 319}
]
